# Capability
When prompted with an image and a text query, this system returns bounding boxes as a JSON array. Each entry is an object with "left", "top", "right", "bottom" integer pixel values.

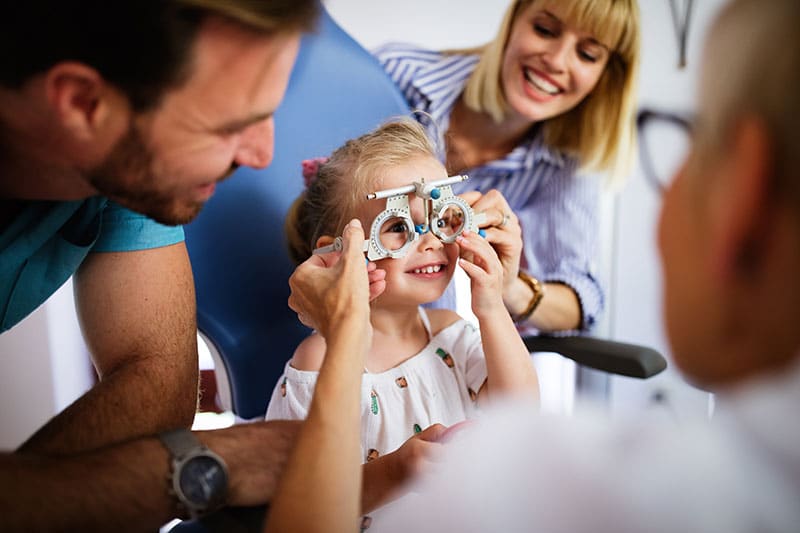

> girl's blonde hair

[
  {"left": 458, "top": 0, "right": 640, "bottom": 183},
  {"left": 285, "top": 117, "right": 438, "bottom": 264}
]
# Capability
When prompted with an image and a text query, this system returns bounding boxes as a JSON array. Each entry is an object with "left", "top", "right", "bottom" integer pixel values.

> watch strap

[
  {"left": 159, "top": 428, "right": 229, "bottom": 519},
  {"left": 159, "top": 428, "right": 203, "bottom": 458},
  {"left": 513, "top": 270, "right": 545, "bottom": 324}
]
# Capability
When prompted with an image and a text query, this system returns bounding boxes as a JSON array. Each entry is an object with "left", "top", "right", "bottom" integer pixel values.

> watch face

[{"left": 178, "top": 455, "right": 227, "bottom": 507}]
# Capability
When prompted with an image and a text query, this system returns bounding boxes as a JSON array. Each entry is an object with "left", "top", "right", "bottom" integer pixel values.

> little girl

[{"left": 266, "top": 117, "right": 538, "bottom": 528}]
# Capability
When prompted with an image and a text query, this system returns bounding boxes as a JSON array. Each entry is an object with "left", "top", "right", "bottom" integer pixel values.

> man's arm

[
  {"left": 19, "top": 243, "right": 198, "bottom": 455},
  {"left": 266, "top": 220, "right": 373, "bottom": 533},
  {"left": 2, "top": 420, "right": 301, "bottom": 531}
]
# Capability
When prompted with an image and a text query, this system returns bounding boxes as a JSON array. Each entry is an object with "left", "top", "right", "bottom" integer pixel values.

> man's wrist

[{"left": 159, "top": 429, "right": 229, "bottom": 519}]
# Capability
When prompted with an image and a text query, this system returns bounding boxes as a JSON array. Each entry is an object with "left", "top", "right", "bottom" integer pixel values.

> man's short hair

[
  {"left": 0, "top": 0, "right": 318, "bottom": 111},
  {"left": 699, "top": 0, "right": 799, "bottom": 203}
]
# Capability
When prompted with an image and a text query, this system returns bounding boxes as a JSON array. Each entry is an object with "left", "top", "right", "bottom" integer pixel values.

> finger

[
  {"left": 368, "top": 267, "right": 387, "bottom": 301},
  {"left": 458, "top": 256, "right": 490, "bottom": 282},
  {"left": 415, "top": 423, "right": 449, "bottom": 442},
  {"left": 458, "top": 230, "right": 498, "bottom": 260},
  {"left": 368, "top": 280, "right": 386, "bottom": 301},
  {"left": 288, "top": 294, "right": 318, "bottom": 329},
  {"left": 438, "top": 420, "right": 477, "bottom": 443},
  {"left": 296, "top": 312, "right": 316, "bottom": 329},
  {"left": 479, "top": 189, "right": 512, "bottom": 213},
  {"left": 459, "top": 244, "right": 491, "bottom": 273},
  {"left": 471, "top": 189, "right": 513, "bottom": 225},
  {"left": 459, "top": 190, "right": 483, "bottom": 207},
  {"left": 480, "top": 207, "right": 516, "bottom": 229},
  {"left": 309, "top": 245, "right": 343, "bottom": 268},
  {"left": 481, "top": 226, "right": 521, "bottom": 252},
  {"left": 367, "top": 267, "right": 386, "bottom": 283}
]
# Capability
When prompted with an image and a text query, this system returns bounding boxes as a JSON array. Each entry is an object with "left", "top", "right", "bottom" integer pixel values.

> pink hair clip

[{"left": 301, "top": 157, "right": 329, "bottom": 188}]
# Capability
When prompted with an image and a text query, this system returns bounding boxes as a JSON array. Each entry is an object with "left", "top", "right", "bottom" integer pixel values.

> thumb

[
  {"left": 340, "top": 219, "right": 366, "bottom": 262},
  {"left": 437, "top": 420, "right": 476, "bottom": 443},
  {"left": 416, "top": 423, "right": 449, "bottom": 442}
]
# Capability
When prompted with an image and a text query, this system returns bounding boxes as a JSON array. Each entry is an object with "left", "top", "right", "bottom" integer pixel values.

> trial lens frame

[{"left": 314, "top": 174, "right": 487, "bottom": 261}]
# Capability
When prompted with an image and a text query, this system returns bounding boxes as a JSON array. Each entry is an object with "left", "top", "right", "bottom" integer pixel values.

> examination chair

[{"left": 176, "top": 5, "right": 665, "bottom": 532}]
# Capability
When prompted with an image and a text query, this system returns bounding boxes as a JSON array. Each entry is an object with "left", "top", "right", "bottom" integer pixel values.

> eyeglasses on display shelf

[{"left": 636, "top": 109, "right": 693, "bottom": 194}]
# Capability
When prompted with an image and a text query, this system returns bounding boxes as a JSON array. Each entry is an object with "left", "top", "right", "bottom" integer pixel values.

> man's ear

[
  {"left": 708, "top": 115, "right": 774, "bottom": 280},
  {"left": 315, "top": 235, "right": 335, "bottom": 249},
  {"left": 43, "top": 62, "right": 126, "bottom": 141}
]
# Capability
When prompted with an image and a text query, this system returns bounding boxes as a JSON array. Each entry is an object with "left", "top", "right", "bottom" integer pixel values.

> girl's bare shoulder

[
  {"left": 289, "top": 332, "right": 327, "bottom": 372},
  {"left": 425, "top": 308, "right": 463, "bottom": 336}
]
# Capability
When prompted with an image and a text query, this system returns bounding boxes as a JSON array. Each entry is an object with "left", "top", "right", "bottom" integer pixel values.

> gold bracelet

[{"left": 513, "top": 271, "right": 544, "bottom": 324}]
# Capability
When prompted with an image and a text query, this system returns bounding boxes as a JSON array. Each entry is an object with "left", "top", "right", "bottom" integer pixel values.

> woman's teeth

[
  {"left": 524, "top": 68, "right": 560, "bottom": 95},
  {"left": 412, "top": 265, "right": 442, "bottom": 274}
]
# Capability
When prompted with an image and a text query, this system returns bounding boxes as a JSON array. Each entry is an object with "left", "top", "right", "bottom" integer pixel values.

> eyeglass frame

[
  {"left": 313, "top": 175, "right": 487, "bottom": 261},
  {"left": 637, "top": 108, "right": 694, "bottom": 194}
]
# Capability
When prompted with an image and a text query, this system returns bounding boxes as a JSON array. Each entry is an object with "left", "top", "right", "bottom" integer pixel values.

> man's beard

[{"left": 88, "top": 124, "right": 204, "bottom": 226}]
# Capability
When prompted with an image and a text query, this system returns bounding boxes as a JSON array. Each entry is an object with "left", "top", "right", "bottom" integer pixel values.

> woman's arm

[
  {"left": 503, "top": 276, "right": 582, "bottom": 331},
  {"left": 462, "top": 187, "right": 595, "bottom": 332}
]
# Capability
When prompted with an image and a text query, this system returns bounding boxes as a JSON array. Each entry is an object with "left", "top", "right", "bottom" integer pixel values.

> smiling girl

[{"left": 266, "top": 117, "right": 538, "bottom": 529}]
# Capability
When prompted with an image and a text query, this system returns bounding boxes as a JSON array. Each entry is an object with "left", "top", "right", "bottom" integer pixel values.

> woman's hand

[
  {"left": 456, "top": 229, "right": 508, "bottom": 320},
  {"left": 288, "top": 219, "right": 384, "bottom": 338},
  {"left": 460, "top": 189, "right": 523, "bottom": 294}
]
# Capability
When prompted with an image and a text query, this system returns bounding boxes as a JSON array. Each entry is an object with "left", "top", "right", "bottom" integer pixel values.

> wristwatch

[
  {"left": 513, "top": 270, "right": 545, "bottom": 324},
  {"left": 159, "top": 428, "right": 229, "bottom": 519}
]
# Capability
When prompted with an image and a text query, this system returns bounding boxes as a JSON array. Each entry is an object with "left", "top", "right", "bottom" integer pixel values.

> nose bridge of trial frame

[{"left": 368, "top": 174, "right": 469, "bottom": 235}]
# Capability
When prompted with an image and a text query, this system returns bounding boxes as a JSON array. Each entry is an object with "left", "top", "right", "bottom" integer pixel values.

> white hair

[{"left": 699, "top": 0, "right": 800, "bottom": 192}]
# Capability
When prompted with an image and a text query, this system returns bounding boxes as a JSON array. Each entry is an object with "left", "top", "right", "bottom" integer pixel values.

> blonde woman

[{"left": 375, "top": 0, "right": 640, "bottom": 332}]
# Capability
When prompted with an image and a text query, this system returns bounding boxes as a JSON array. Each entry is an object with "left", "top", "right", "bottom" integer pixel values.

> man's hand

[{"left": 288, "top": 219, "right": 384, "bottom": 336}]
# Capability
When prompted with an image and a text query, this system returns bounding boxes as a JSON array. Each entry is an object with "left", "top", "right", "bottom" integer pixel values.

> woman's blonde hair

[
  {"left": 459, "top": 0, "right": 640, "bottom": 183},
  {"left": 285, "top": 117, "right": 439, "bottom": 264}
]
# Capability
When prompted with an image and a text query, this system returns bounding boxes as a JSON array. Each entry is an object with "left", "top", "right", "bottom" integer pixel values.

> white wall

[
  {"left": 609, "top": 0, "right": 727, "bottom": 420},
  {"left": 0, "top": 280, "right": 94, "bottom": 449}
]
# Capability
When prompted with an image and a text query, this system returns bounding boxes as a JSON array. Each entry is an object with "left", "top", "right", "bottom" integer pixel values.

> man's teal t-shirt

[{"left": 0, "top": 197, "right": 184, "bottom": 333}]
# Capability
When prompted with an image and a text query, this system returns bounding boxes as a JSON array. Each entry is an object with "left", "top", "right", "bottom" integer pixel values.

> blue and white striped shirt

[{"left": 375, "top": 43, "right": 603, "bottom": 331}]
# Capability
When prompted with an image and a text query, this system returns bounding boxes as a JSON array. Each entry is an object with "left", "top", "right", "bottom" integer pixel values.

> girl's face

[
  {"left": 501, "top": 1, "right": 610, "bottom": 124},
  {"left": 360, "top": 156, "right": 460, "bottom": 307}
]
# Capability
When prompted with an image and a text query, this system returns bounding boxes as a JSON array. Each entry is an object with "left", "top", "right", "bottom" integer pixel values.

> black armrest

[{"left": 522, "top": 335, "right": 667, "bottom": 379}]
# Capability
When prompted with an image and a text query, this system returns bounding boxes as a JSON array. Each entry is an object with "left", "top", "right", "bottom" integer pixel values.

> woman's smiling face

[{"left": 500, "top": 1, "right": 610, "bottom": 123}]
